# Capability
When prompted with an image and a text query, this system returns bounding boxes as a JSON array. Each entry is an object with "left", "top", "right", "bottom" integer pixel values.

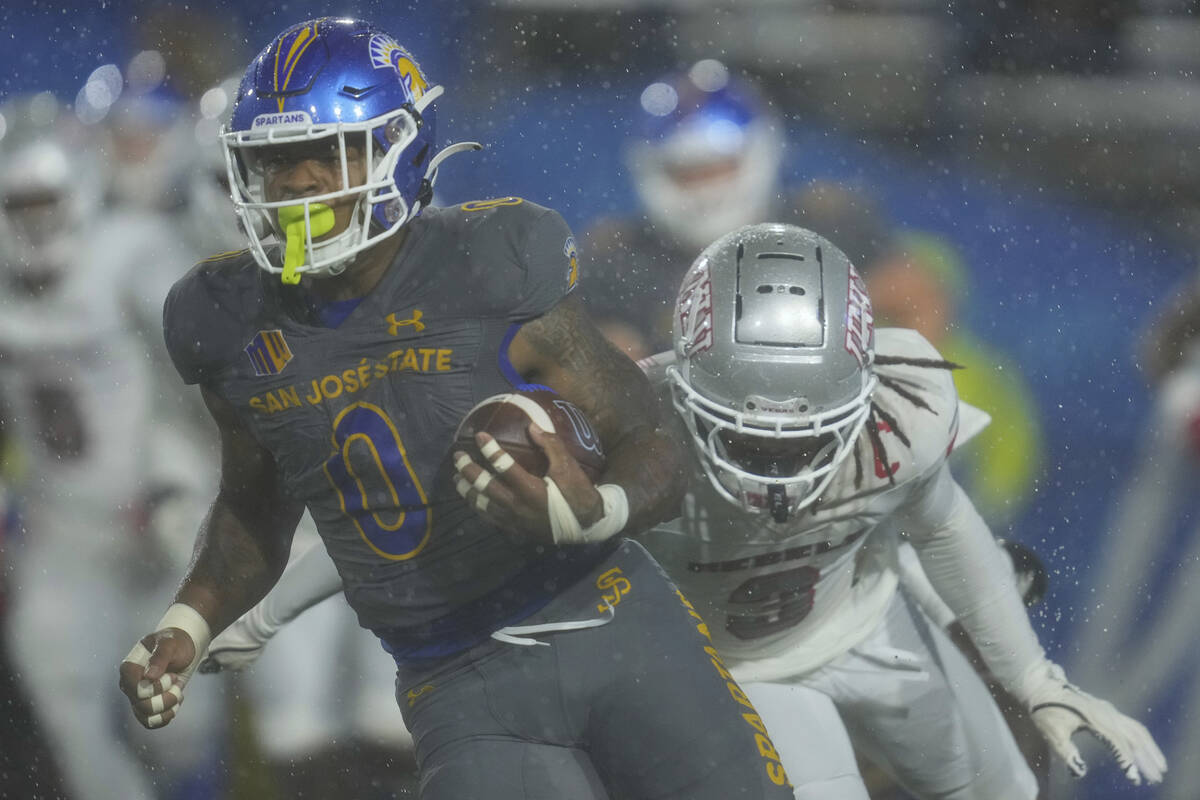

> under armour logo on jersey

[
  {"left": 244, "top": 330, "right": 293, "bottom": 376},
  {"left": 386, "top": 310, "right": 425, "bottom": 335}
]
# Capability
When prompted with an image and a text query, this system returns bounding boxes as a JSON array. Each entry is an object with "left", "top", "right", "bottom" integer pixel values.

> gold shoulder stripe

[
  {"left": 199, "top": 248, "right": 251, "bottom": 263},
  {"left": 460, "top": 197, "right": 524, "bottom": 213}
]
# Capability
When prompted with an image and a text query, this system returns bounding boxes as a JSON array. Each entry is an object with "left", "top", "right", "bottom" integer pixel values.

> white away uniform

[
  {"left": 643, "top": 328, "right": 1039, "bottom": 800},
  {"left": 0, "top": 210, "right": 225, "bottom": 800}
]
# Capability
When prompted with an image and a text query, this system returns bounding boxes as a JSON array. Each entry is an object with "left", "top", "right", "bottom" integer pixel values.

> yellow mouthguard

[{"left": 277, "top": 204, "right": 335, "bottom": 284}]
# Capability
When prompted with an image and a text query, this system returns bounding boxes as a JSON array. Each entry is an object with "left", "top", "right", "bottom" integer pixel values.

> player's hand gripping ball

[
  {"left": 453, "top": 390, "right": 606, "bottom": 480},
  {"left": 453, "top": 389, "right": 611, "bottom": 542}
]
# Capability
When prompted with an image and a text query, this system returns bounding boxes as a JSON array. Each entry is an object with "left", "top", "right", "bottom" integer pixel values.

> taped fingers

[
  {"left": 453, "top": 451, "right": 475, "bottom": 474},
  {"left": 454, "top": 452, "right": 518, "bottom": 520},
  {"left": 480, "top": 437, "right": 515, "bottom": 473},
  {"left": 146, "top": 707, "right": 178, "bottom": 729},
  {"left": 134, "top": 676, "right": 186, "bottom": 729}
]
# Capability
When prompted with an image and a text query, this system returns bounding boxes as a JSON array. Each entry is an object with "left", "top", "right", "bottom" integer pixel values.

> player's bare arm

[
  {"left": 174, "top": 386, "right": 305, "bottom": 630},
  {"left": 457, "top": 294, "right": 687, "bottom": 541},
  {"left": 118, "top": 385, "right": 304, "bottom": 729}
]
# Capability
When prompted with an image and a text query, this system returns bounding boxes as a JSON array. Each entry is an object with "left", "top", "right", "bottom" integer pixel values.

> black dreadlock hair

[{"left": 851, "top": 355, "right": 964, "bottom": 490}]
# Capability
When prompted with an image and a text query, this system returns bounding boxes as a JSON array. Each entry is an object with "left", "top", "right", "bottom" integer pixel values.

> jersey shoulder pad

[
  {"left": 163, "top": 251, "right": 262, "bottom": 385},
  {"left": 872, "top": 328, "right": 960, "bottom": 475},
  {"left": 440, "top": 197, "right": 578, "bottom": 319}
]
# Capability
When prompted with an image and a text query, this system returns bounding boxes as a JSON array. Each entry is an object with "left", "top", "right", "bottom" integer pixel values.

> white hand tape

[
  {"left": 544, "top": 477, "right": 583, "bottom": 544},
  {"left": 481, "top": 438, "right": 515, "bottom": 473},
  {"left": 544, "top": 481, "right": 628, "bottom": 546},
  {"left": 581, "top": 484, "right": 629, "bottom": 543},
  {"left": 124, "top": 642, "right": 151, "bottom": 670},
  {"left": 154, "top": 603, "right": 212, "bottom": 681}
]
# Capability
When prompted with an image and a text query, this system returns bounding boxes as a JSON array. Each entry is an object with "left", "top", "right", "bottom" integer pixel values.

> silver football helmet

[
  {"left": 668, "top": 223, "right": 877, "bottom": 520},
  {"left": 0, "top": 94, "right": 102, "bottom": 278}
]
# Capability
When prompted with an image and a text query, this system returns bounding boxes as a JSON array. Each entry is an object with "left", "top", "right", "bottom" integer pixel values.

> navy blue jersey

[{"left": 163, "top": 198, "right": 607, "bottom": 660}]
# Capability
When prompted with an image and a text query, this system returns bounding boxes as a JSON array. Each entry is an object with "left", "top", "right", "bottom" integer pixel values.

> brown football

[{"left": 453, "top": 389, "right": 606, "bottom": 481}]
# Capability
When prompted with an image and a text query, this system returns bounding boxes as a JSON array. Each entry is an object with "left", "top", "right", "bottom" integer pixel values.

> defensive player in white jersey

[
  {"left": 633, "top": 222, "right": 1162, "bottom": 798},
  {"left": 0, "top": 95, "right": 225, "bottom": 800}
]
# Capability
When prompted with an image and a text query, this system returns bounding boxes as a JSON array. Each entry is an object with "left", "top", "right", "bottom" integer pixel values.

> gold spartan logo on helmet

[{"left": 368, "top": 34, "right": 429, "bottom": 102}]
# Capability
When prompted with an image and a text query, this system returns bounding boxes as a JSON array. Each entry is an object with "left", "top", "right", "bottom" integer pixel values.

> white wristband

[
  {"left": 545, "top": 480, "right": 628, "bottom": 546},
  {"left": 156, "top": 603, "right": 212, "bottom": 680},
  {"left": 582, "top": 484, "right": 629, "bottom": 543}
]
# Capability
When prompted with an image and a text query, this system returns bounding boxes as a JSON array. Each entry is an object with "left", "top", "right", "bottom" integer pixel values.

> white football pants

[
  {"left": 744, "top": 590, "right": 1038, "bottom": 800},
  {"left": 5, "top": 503, "right": 226, "bottom": 800}
]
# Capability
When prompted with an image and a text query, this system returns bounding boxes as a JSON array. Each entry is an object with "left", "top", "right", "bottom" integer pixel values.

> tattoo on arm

[
  {"left": 176, "top": 387, "right": 304, "bottom": 634},
  {"left": 514, "top": 296, "right": 687, "bottom": 531}
]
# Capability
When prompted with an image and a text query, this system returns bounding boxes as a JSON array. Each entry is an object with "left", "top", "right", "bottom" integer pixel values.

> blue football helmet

[
  {"left": 221, "top": 17, "right": 479, "bottom": 281},
  {"left": 626, "top": 60, "right": 784, "bottom": 253}
]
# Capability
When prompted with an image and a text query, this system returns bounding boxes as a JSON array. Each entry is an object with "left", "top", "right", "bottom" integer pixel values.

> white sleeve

[
  {"left": 202, "top": 537, "right": 345, "bottom": 672},
  {"left": 894, "top": 539, "right": 957, "bottom": 630},
  {"left": 243, "top": 538, "right": 345, "bottom": 638},
  {"left": 898, "top": 462, "right": 1047, "bottom": 692}
]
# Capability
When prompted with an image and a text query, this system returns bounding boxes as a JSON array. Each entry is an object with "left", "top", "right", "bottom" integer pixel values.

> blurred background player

[
  {"left": 583, "top": 60, "right": 782, "bottom": 359},
  {"left": 648, "top": 222, "right": 1164, "bottom": 799},
  {"left": 0, "top": 390, "right": 65, "bottom": 799},
  {"left": 0, "top": 93, "right": 226, "bottom": 800},
  {"left": 1068, "top": 270, "right": 1200, "bottom": 795},
  {"left": 583, "top": 59, "right": 891, "bottom": 362}
]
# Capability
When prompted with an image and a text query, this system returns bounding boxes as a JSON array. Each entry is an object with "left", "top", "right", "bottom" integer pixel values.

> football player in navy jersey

[{"left": 118, "top": 18, "right": 793, "bottom": 799}]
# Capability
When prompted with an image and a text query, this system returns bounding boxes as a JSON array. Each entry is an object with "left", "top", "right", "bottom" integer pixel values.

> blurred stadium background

[{"left": 2, "top": 1, "right": 1199, "bottom": 798}]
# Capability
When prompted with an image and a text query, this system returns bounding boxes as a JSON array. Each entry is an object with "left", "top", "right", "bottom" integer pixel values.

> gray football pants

[{"left": 395, "top": 539, "right": 794, "bottom": 799}]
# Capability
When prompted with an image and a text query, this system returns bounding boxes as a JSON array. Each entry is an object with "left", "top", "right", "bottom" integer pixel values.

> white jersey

[
  {"left": 643, "top": 328, "right": 960, "bottom": 676},
  {"left": 0, "top": 210, "right": 188, "bottom": 554}
]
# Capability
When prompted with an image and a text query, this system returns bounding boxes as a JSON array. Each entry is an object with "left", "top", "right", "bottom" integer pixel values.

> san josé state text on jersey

[
  {"left": 644, "top": 328, "right": 961, "bottom": 663},
  {"left": 162, "top": 198, "right": 584, "bottom": 639}
]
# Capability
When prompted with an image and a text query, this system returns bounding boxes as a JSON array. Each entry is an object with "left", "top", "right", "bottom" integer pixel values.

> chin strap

[{"left": 415, "top": 140, "right": 483, "bottom": 210}]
